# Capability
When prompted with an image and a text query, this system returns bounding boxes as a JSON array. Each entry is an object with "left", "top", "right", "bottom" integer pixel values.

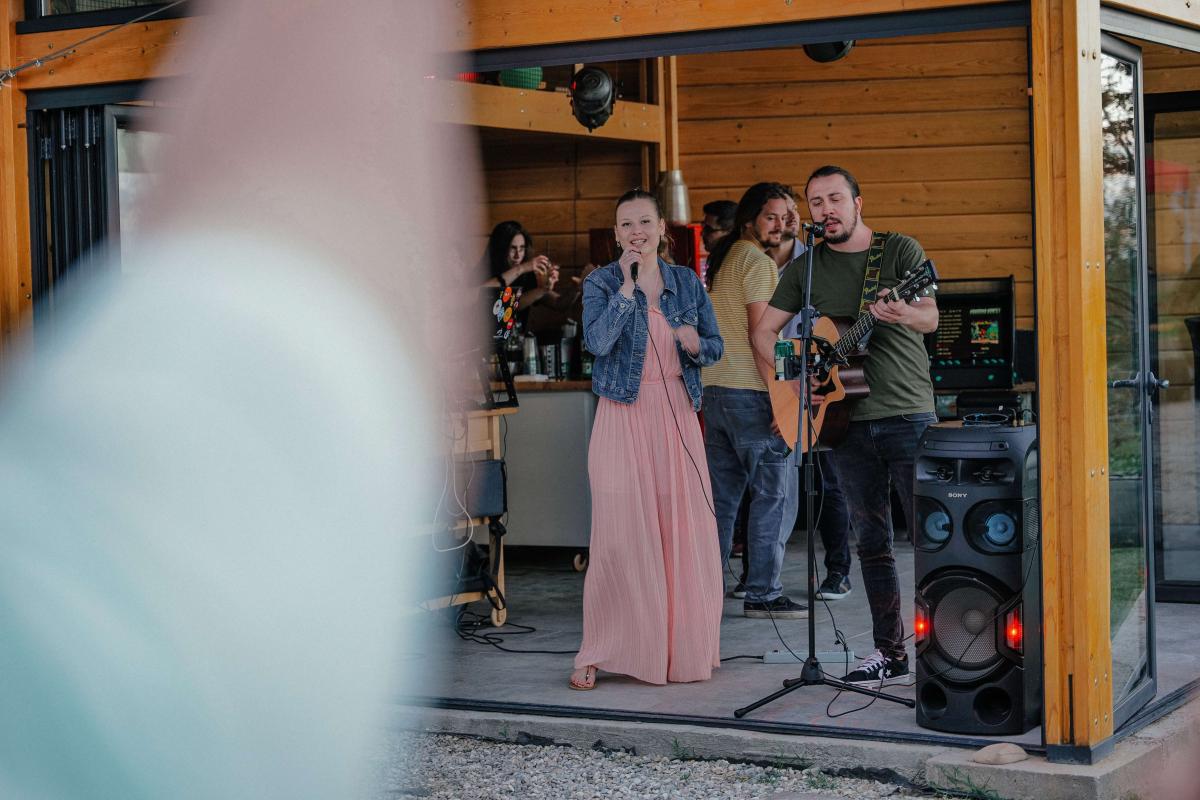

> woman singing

[{"left": 570, "top": 189, "right": 724, "bottom": 690}]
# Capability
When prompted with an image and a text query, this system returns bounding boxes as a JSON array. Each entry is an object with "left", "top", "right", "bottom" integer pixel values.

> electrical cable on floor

[
  {"left": 453, "top": 607, "right": 577, "bottom": 655},
  {"left": 649, "top": 320, "right": 874, "bottom": 707}
]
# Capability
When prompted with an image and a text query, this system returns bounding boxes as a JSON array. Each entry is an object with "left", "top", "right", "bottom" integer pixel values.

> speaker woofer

[
  {"left": 917, "top": 572, "right": 1010, "bottom": 685},
  {"left": 965, "top": 500, "right": 1022, "bottom": 554},
  {"left": 916, "top": 496, "right": 953, "bottom": 551}
]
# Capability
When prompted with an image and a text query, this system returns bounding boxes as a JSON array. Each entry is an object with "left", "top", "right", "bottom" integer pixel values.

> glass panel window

[
  {"left": 1150, "top": 106, "right": 1200, "bottom": 589},
  {"left": 114, "top": 122, "right": 169, "bottom": 270},
  {"left": 41, "top": 0, "right": 157, "bottom": 13},
  {"left": 1101, "top": 49, "right": 1153, "bottom": 712}
]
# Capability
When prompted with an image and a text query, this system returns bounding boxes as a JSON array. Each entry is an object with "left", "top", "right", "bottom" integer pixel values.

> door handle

[
  {"left": 1109, "top": 372, "right": 1141, "bottom": 389},
  {"left": 1148, "top": 371, "right": 1170, "bottom": 391}
]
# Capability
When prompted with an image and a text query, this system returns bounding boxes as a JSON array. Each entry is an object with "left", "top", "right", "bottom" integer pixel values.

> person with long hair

[
  {"left": 702, "top": 181, "right": 808, "bottom": 620},
  {"left": 481, "top": 221, "right": 559, "bottom": 317},
  {"left": 569, "top": 189, "right": 724, "bottom": 690}
]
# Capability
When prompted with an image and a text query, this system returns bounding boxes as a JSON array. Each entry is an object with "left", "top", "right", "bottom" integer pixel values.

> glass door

[
  {"left": 1146, "top": 91, "right": 1200, "bottom": 604},
  {"left": 1101, "top": 34, "right": 1157, "bottom": 729}
]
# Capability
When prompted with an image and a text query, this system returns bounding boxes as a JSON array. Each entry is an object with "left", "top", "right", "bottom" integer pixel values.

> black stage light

[
  {"left": 803, "top": 41, "right": 855, "bottom": 63},
  {"left": 569, "top": 66, "right": 615, "bottom": 131}
]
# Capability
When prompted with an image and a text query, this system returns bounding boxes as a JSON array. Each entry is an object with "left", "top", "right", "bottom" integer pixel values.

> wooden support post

[
  {"left": 645, "top": 56, "right": 681, "bottom": 199},
  {"left": 638, "top": 59, "right": 652, "bottom": 189},
  {"left": 661, "top": 55, "right": 680, "bottom": 174},
  {"left": 1030, "top": 0, "right": 1114, "bottom": 758},
  {"left": 0, "top": 0, "right": 32, "bottom": 361}
]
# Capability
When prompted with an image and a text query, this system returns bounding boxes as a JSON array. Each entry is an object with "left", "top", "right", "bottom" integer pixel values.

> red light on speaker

[
  {"left": 915, "top": 609, "right": 930, "bottom": 643},
  {"left": 1005, "top": 606, "right": 1023, "bottom": 653}
]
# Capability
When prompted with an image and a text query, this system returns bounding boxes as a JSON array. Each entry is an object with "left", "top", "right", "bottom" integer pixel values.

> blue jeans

[
  {"left": 703, "top": 386, "right": 795, "bottom": 603},
  {"left": 828, "top": 412, "right": 936, "bottom": 659}
]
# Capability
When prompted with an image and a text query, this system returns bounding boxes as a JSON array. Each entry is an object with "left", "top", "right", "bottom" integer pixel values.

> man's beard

[
  {"left": 756, "top": 228, "right": 782, "bottom": 248},
  {"left": 781, "top": 230, "right": 797, "bottom": 242},
  {"left": 823, "top": 213, "right": 858, "bottom": 245}
]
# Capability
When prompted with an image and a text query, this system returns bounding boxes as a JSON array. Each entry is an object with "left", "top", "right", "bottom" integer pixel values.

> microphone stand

[{"left": 734, "top": 225, "right": 914, "bottom": 718}]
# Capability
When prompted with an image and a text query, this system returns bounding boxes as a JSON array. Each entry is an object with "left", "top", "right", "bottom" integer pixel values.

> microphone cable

[{"left": 645, "top": 298, "right": 824, "bottom": 666}]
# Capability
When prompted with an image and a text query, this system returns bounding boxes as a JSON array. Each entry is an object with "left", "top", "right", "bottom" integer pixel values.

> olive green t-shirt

[{"left": 769, "top": 232, "right": 935, "bottom": 421}]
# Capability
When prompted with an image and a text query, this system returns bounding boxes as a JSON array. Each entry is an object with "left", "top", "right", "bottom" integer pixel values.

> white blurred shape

[
  {"left": 0, "top": 0, "right": 478, "bottom": 795},
  {"left": 0, "top": 234, "right": 432, "bottom": 799}
]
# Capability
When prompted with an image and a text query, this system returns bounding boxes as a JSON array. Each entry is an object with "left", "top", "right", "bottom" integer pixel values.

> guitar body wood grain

[{"left": 769, "top": 316, "right": 870, "bottom": 452}]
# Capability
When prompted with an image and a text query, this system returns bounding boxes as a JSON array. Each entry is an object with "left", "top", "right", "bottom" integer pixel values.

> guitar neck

[{"left": 832, "top": 311, "right": 876, "bottom": 359}]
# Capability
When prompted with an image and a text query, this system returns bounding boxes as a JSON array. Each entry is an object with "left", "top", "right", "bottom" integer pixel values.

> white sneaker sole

[{"left": 843, "top": 673, "right": 914, "bottom": 688}]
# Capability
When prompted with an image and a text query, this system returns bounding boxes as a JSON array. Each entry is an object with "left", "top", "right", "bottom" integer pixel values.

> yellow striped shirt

[{"left": 702, "top": 239, "right": 778, "bottom": 391}]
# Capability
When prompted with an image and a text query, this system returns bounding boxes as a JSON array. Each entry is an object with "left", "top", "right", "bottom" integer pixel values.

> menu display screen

[
  {"left": 933, "top": 303, "right": 1005, "bottom": 365},
  {"left": 924, "top": 279, "right": 1015, "bottom": 390}
]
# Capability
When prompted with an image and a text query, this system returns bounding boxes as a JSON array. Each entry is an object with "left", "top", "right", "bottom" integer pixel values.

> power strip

[{"left": 762, "top": 648, "right": 857, "bottom": 665}]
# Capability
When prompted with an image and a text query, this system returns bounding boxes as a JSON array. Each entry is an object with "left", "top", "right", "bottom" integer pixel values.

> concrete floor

[
  {"left": 408, "top": 533, "right": 1198, "bottom": 747},
  {"left": 406, "top": 532, "right": 1200, "bottom": 748}
]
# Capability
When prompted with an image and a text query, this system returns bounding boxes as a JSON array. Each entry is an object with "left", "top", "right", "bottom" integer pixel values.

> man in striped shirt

[{"left": 702, "top": 182, "right": 807, "bottom": 620}]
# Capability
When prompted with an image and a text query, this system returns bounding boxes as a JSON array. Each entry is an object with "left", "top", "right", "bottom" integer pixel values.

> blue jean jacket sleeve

[
  {"left": 582, "top": 272, "right": 635, "bottom": 356},
  {"left": 683, "top": 276, "right": 723, "bottom": 367}
]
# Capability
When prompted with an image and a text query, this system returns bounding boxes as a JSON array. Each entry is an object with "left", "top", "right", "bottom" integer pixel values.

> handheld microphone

[
  {"left": 803, "top": 222, "right": 826, "bottom": 237},
  {"left": 631, "top": 260, "right": 639, "bottom": 282}
]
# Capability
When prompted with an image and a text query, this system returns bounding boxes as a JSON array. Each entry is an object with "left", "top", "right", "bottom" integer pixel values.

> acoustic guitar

[{"left": 768, "top": 260, "right": 938, "bottom": 452}]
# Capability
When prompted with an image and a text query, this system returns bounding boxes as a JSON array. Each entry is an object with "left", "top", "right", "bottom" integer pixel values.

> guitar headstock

[{"left": 894, "top": 259, "right": 938, "bottom": 303}]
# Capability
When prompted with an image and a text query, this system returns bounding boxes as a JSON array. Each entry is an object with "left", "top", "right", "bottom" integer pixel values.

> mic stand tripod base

[{"left": 732, "top": 656, "right": 915, "bottom": 719}]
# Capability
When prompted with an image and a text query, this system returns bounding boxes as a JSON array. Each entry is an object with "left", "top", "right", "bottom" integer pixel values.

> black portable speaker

[
  {"left": 913, "top": 421, "right": 1041, "bottom": 735},
  {"left": 450, "top": 458, "right": 507, "bottom": 520}
]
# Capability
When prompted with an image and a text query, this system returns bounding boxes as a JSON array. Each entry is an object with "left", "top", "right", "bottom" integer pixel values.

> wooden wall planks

[
  {"left": 675, "top": 28, "right": 1035, "bottom": 322},
  {"left": 477, "top": 129, "right": 642, "bottom": 269}
]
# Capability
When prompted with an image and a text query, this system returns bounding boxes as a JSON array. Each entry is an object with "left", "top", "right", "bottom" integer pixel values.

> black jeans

[
  {"left": 828, "top": 412, "right": 936, "bottom": 659},
  {"left": 817, "top": 451, "right": 852, "bottom": 578}
]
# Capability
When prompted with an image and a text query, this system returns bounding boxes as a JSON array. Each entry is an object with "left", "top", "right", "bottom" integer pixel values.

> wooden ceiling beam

[
  {"left": 11, "top": 17, "right": 192, "bottom": 90},
  {"left": 460, "top": 0, "right": 1009, "bottom": 51},
  {"left": 1104, "top": 0, "right": 1199, "bottom": 29},
  {"left": 436, "top": 80, "right": 663, "bottom": 143}
]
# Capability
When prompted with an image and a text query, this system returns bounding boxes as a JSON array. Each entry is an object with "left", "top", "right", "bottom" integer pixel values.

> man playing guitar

[{"left": 751, "top": 165, "right": 939, "bottom": 687}]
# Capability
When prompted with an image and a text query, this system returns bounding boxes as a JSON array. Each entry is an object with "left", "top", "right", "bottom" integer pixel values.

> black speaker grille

[
  {"left": 1023, "top": 497, "right": 1039, "bottom": 553},
  {"left": 928, "top": 584, "right": 1001, "bottom": 683}
]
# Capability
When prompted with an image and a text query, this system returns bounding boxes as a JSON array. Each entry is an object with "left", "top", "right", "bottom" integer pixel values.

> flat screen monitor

[{"left": 925, "top": 277, "right": 1015, "bottom": 390}]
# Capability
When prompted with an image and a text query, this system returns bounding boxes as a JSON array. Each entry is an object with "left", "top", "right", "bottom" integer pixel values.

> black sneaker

[
  {"left": 726, "top": 581, "right": 747, "bottom": 599},
  {"left": 816, "top": 572, "right": 852, "bottom": 601},
  {"left": 842, "top": 649, "right": 913, "bottom": 687},
  {"left": 743, "top": 596, "right": 808, "bottom": 619}
]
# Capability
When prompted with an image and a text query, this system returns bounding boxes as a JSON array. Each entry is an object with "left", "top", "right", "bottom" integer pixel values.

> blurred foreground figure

[{"left": 0, "top": 1, "right": 476, "bottom": 797}]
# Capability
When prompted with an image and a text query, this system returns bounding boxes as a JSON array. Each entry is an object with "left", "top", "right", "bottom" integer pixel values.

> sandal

[{"left": 569, "top": 665, "right": 597, "bottom": 691}]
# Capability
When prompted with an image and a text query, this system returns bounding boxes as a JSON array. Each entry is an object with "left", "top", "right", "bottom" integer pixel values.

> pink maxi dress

[{"left": 575, "top": 307, "right": 723, "bottom": 684}]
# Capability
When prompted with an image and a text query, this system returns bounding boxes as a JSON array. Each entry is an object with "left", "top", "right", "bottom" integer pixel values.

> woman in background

[
  {"left": 570, "top": 189, "right": 724, "bottom": 690},
  {"left": 481, "top": 221, "right": 559, "bottom": 319}
]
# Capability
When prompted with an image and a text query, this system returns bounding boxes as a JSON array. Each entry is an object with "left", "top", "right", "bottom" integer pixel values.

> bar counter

[{"left": 500, "top": 379, "right": 595, "bottom": 552}]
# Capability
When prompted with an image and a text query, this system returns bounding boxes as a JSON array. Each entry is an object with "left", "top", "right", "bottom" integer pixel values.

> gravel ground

[{"left": 377, "top": 733, "right": 940, "bottom": 799}]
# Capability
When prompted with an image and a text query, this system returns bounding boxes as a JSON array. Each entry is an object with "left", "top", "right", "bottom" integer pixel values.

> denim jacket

[{"left": 582, "top": 257, "right": 723, "bottom": 411}]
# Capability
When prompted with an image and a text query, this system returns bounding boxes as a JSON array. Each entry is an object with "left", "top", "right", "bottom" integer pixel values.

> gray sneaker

[{"left": 816, "top": 572, "right": 852, "bottom": 600}]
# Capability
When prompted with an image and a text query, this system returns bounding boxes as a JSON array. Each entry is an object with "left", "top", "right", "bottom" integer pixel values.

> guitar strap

[
  {"left": 858, "top": 231, "right": 889, "bottom": 314},
  {"left": 852, "top": 231, "right": 889, "bottom": 351}
]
